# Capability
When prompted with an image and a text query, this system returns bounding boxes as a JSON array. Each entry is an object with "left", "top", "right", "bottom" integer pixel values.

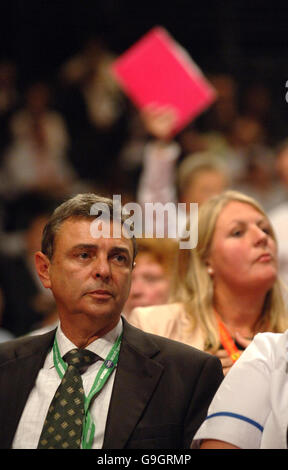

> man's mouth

[{"left": 87, "top": 289, "right": 113, "bottom": 299}]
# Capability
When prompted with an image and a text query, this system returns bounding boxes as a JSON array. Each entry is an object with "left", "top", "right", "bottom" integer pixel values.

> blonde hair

[{"left": 170, "top": 190, "right": 288, "bottom": 352}]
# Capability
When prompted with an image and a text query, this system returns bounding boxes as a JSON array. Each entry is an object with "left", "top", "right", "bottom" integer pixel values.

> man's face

[{"left": 38, "top": 218, "right": 134, "bottom": 325}]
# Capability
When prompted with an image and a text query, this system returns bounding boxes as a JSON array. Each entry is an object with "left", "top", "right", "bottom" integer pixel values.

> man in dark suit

[{"left": 0, "top": 193, "right": 223, "bottom": 449}]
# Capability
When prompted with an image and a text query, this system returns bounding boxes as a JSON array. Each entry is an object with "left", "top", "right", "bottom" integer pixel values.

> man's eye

[
  {"left": 78, "top": 252, "right": 90, "bottom": 259},
  {"left": 113, "top": 254, "right": 128, "bottom": 264}
]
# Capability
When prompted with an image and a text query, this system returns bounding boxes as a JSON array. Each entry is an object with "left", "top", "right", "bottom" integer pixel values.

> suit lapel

[{"left": 103, "top": 320, "right": 164, "bottom": 449}]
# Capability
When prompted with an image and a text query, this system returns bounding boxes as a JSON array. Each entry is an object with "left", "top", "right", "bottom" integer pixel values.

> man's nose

[{"left": 92, "top": 256, "right": 111, "bottom": 280}]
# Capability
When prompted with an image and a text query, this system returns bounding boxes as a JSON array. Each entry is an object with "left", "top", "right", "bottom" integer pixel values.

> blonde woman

[{"left": 129, "top": 190, "right": 288, "bottom": 374}]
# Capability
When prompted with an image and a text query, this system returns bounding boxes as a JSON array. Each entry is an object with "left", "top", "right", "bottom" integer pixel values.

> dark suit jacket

[{"left": 0, "top": 318, "right": 223, "bottom": 449}]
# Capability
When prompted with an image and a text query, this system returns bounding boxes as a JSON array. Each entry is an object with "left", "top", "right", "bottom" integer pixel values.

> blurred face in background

[
  {"left": 276, "top": 147, "right": 288, "bottom": 186},
  {"left": 181, "top": 169, "right": 228, "bottom": 207},
  {"left": 25, "top": 214, "right": 50, "bottom": 257},
  {"left": 124, "top": 253, "right": 171, "bottom": 318}
]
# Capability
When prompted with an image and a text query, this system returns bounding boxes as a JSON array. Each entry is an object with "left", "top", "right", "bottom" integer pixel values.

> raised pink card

[{"left": 112, "top": 26, "right": 216, "bottom": 135}]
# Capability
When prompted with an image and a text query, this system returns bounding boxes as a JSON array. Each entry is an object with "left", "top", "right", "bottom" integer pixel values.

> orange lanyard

[{"left": 217, "top": 317, "right": 241, "bottom": 363}]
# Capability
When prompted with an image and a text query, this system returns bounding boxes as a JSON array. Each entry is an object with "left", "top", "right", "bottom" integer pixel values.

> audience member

[
  {"left": 180, "top": 91, "right": 280, "bottom": 197},
  {"left": 136, "top": 104, "right": 230, "bottom": 236},
  {"left": 268, "top": 139, "right": 288, "bottom": 296},
  {"left": 0, "top": 81, "right": 78, "bottom": 200},
  {"left": 118, "top": 74, "right": 238, "bottom": 194},
  {"left": 234, "top": 144, "right": 285, "bottom": 212},
  {"left": 201, "top": 73, "right": 239, "bottom": 135},
  {"left": 124, "top": 238, "right": 177, "bottom": 319},
  {"left": 0, "top": 193, "right": 223, "bottom": 449},
  {"left": 177, "top": 73, "right": 242, "bottom": 176},
  {"left": 0, "top": 61, "right": 18, "bottom": 116},
  {"left": 129, "top": 190, "right": 288, "bottom": 375},
  {"left": 0, "top": 289, "right": 14, "bottom": 343},
  {"left": 0, "top": 61, "right": 19, "bottom": 155},
  {"left": 57, "top": 36, "right": 129, "bottom": 187},
  {"left": 31, "top": 236, "right": 178, "bottom": 335},
  {"left": 227, "top": 115, "right": 286, "bottom": 211},
  {"left": 274, "top": 138, "right": 288, "bottom": 192},
  {"left": 176, "top": 152, "right": 230, "bottom": 206},
  {"left": 0, "top": 195, "right": 58, "bottom": 336},
  {"left": 192, "top": 329, "right": 288, "bottom": 448},
  {"left": 240, "top": 81, "right": 284, "bottom": 144}
]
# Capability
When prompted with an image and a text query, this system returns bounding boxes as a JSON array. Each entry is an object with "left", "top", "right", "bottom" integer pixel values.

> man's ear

[{"left": 34, "top": 251, "right": 52, "bottom": 289}]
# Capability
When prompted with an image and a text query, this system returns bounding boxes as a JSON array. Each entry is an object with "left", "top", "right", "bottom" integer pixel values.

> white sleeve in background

[
  {"left": 191, "top": 331, "right": 288, "bottom": 449},
  {"left": 137, "top": 140, "right": 181, "bottom": 205}
]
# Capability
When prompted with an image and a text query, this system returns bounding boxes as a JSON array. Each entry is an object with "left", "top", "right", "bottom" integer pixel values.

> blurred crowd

[{"left": 1, "top": 35, "right": 288, "bottom": 342}]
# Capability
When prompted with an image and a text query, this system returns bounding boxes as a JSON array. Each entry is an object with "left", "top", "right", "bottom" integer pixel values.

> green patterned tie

[{"left": 38, "top": 348, "right": 98, "bottom": 449}]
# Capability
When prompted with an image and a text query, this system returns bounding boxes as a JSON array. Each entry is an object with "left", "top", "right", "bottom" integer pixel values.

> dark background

[
  {"left": 1, "top": 1, "right": 288, "bottom": 186},
  {"left": 1, "top": 1, "right": 288, "bottom": 83}
]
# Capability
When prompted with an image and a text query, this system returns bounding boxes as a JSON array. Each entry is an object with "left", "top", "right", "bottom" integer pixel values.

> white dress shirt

[
  {"left": 192, "top": 330, "right": 288, "bottom": 449},
  {"left": 12, "top": 319, "right": 123, "bottom": 449}
]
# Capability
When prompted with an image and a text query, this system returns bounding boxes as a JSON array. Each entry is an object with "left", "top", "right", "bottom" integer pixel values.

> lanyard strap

[
  {"left": 216, "top": 317, "right": 241, "bottom": 363},
  {"left": 53, "top": 333, "right": 122, "bottom": 449}
]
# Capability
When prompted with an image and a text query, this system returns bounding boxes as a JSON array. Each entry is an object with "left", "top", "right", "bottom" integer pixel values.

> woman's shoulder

[
  {"left": 129, "top": 302, "right": 185, "bottom": 323},
  {"left": 127, "top": 302, "right": 205, "bottom": 349}
]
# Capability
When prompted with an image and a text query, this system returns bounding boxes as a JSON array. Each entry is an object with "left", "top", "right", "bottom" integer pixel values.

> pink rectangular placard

[{"left": 111, "top": 26, "right": 216, "bottom": 135}]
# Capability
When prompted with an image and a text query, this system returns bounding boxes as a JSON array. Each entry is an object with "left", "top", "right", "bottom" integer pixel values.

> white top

[
  {"left": 12, "top": 319, "right": 122, "bottom": 449},
  {"left": 192, "top": 330, "right": 288, "bottom": 449},
  {"left": 137, "top": 140, "right": 180, "bottom": 207},
  {"left": 137, "top": 140, "right": 189, "bottom": 239}
]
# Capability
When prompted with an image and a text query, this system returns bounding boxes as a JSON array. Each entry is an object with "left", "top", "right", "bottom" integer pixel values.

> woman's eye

[
  {"left": 262, "top": 227, "right": 271, "bottom": 235},
  {"left": 231, "top": 230, "right": 243, "bottom": 237},
  {"left": 144, "top": 275, "right": 164, "bottom": 283}
]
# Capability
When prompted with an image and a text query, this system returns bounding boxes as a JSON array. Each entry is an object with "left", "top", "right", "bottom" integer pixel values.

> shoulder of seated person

[{"left": 130, "top": 302, "right": 185, "bottom": 318}]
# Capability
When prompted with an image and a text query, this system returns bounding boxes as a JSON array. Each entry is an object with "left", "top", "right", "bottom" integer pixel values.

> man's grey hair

[{"left": 41, "top": 193, "right": 137, "bottom": 262}]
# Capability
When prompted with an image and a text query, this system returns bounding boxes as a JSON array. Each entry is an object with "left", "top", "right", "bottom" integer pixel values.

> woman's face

[
  {"left": 124, "top": 253, "right": 171, "bottom": 317},
  {"left": 182, "top": 170, "right": 227, "bottom": 206},
  {"left": 206, "top": 201, "right": 277, "bottom": 293}
]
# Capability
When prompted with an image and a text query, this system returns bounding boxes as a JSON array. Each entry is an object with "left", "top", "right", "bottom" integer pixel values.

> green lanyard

[{"left": 52, "top": 332, "right": 122, "bottom": 449}]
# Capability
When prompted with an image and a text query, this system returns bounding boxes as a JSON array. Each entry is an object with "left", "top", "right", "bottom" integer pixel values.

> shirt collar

[{"left": 47, "top": 318, "right": 123, "bottom": 369}]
